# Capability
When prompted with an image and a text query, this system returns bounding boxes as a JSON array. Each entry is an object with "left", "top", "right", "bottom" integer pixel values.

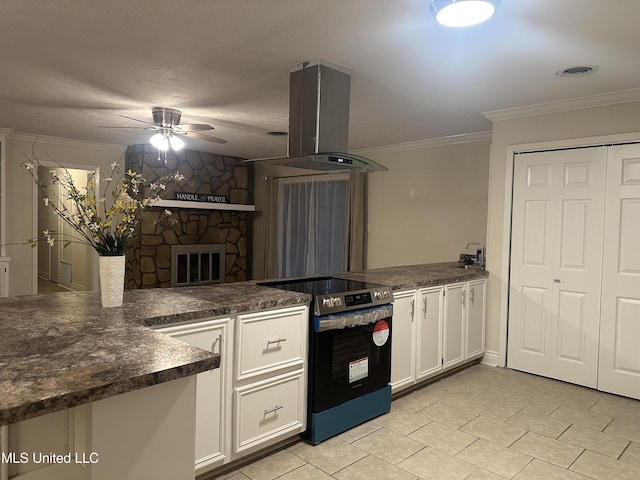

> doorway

[{"left": 36, "top": 166, "right": 96, "bottom": 293}]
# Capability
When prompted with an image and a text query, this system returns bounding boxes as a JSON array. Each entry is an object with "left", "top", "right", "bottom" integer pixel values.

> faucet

[{"left": 466, "top": 242, "right": 486, "bottom": 269}]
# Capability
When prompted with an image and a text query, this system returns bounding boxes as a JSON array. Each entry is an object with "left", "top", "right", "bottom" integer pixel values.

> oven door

[{"left": 310, "top": 305, "right": 392, "bottom": 413}]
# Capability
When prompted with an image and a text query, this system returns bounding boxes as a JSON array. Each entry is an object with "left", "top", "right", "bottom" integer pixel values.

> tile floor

[{"left": 215, "top": 365, "right": 640, "bottom": 480}]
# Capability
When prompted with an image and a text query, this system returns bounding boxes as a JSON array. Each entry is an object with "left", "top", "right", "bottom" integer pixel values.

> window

[{"left": 276, "top": 174, "right": 349, "bottom": 277}]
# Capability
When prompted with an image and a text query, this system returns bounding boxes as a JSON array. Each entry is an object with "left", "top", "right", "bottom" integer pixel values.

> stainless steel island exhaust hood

[{"left": 246, "top": 60, "right": 387, "bottom": 172}]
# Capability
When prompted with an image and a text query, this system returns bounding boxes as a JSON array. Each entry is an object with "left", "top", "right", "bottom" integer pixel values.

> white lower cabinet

[
  {"left": 391, "top": 279, "right": 486, "bottom": 395},
  {"left": 158, "top": 317, "right": 233, "bottom": 476},
  {"left": 390, "top": 290, "right": 417, "bottom": 392},
  {"left": 443, "top": 283, "right": 466, "bottom": 370},
  {"left": 231, "top": 305, "right": 308, "bottom": 460},
  {"left": 416, "top": 286, "right": 444, "bottom": 380},
  {"left": 157, "top": 304, "right": 309, "bottom": 475},
  {"left": 233, "top": 369, "right": 305, "bottom": 455},
  {"left": 465, "top": 279, "right": 486, "bottom": 360}
]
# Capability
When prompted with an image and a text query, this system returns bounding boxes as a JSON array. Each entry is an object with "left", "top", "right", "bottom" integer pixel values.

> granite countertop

[
  {"left": 335, "top": 261, "right": 488, "bottom": 290},
  {"left": 0, "top": 284, "right": 310, "bottom": 426}
]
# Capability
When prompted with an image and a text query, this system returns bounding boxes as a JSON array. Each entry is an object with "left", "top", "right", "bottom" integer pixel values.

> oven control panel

[
  {"left": 315, "top": 287, "right": 394, "bottom": 316},
  {"left": 344, "top": 292, "right": 372, "bottom": 307}
]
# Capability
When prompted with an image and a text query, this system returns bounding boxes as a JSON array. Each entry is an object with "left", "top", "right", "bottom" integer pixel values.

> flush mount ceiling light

[{"left": 430, "top": 0, "right": 500, "bottom": 27}]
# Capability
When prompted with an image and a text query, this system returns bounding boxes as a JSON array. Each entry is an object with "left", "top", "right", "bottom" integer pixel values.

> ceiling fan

[{"left": 99, "top": 107, "right": 227, "bottom": 151}]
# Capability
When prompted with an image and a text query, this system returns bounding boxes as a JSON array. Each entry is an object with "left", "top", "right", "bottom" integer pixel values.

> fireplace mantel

[{"left": 155, "top": 199, "right": 256, "bottom": 212}]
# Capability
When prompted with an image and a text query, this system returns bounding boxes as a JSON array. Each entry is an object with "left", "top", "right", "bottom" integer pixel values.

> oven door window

[{"left": 312, "top": 318, "right": 392, "bottom": 413}]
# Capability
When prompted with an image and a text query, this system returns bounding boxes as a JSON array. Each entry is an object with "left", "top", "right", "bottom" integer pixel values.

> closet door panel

[
  {"left": 509, "top": 147, "right": 606, "bottom": 388},
  {"left": 599, "top": 145, "right": 640, "bottom": 399}
]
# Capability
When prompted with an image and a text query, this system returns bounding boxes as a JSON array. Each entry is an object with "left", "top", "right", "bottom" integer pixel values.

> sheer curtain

[{"left": 264, "top": 172, "right": 366, "bottom": 278}]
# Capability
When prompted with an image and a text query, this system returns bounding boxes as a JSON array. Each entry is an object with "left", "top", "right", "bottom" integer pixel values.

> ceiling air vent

[{"left": 556, "top": 65, "right": 599, "bottom": 78}]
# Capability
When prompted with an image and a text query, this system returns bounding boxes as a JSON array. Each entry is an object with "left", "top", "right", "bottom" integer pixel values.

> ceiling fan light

[
  {"left": 169, "top": 134, "right": 185, "bottom": 151},
  {"left": 150, "top": 132, "right": 169, "bottom": 151},
  {"left": 430, "top": 0, "right": 499, "bottom": 27}
]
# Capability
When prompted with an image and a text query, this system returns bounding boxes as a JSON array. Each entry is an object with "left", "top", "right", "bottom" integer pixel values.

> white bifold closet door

[
  {"left": 508, "top": 147, "right": 606, "bottom": 388},
  {"left": 598, "top": 145, "right": 640, "bottom": 398}
]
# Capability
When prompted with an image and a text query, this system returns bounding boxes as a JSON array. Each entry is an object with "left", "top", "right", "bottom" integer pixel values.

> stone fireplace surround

[{"left": 124, "top": 144, "right": 250, "bottom": 289}]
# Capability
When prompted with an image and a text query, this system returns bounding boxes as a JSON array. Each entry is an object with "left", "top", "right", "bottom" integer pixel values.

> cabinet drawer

[
  {"left": 233, "top": 369, "right": 305, "bottom": 455},
  {"left": 236, "top": 305, "right": 307, "bottom": 380}
]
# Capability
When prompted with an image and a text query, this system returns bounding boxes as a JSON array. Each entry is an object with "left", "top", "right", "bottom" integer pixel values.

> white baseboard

[{"left": 481, "top": 350, "right": 500, "bottom": 367}]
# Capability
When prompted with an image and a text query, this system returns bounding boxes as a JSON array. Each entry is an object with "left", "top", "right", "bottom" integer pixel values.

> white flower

[
  {"left": 24, "top": 162, "right": 35, "bottom": 171},
  {"left": 47, "top": 237, "right": 55, "bottom": 247},
  {"left": 110, "top": 161, "right": 118, "bottom": 169},
  {"left": 43, "top": 197, "right": 50, "bottom": 206},
  {"left": 164, "top": 209, "right": 172, "bottom": 216},
  {"left": 103, "top": 177, "right": 112, "bottom": 182},
  {"left": 43, "top": 229, "right": 49, "bottom": 236},
  {"left": 174, "top": 173, "right": 185, "bottom": 181}
]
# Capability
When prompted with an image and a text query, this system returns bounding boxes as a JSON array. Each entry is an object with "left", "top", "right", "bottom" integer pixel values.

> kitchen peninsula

[{"left": 0, "top": 283, "right": 310, "bottom": 480}]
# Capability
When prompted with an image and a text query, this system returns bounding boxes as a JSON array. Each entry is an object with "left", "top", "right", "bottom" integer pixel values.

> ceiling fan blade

[
  {"left": 97, "top": 125, "right": 148, "bottom": 129},
  {"left": 117, "top": 114, "right": 157, "bottom": 126},
  {"left": 176, "top": 123, "right": 215, "bottom": 132},
  {"left": 180, "top": 131, "right": 227, "bottom": 144}
]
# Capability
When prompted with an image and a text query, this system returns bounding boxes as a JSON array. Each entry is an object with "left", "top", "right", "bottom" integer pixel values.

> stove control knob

[
  {"left": 383, "top": 291, "right": 390, "bottom": 299},
  {"left": 373, "top": 290, "right": 382, "bottom": 300},
  {"left": 323, "top": 297, "right": 333, "bottom": 308},
  {"left": 332, "top": 297, "right": 342, "bottom": 307}
]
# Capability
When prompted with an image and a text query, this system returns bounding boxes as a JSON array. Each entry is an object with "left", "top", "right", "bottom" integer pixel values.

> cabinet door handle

[
  {"left": 470, "top": 287, "right": 475, "bottom": 303},
  {"left": 410, "top": 299, "right": 415, "bottom": 320},
  {"left": 266, "top": 338, "right": 287, "bottom": 348},
  {"left": 211, "top": 334, "right": 222, "bottom": 355},
  {"left": 423, "top": 298, "right": 427, "bottom": 315},
  {"left": 461, "top": 290, "right": 466, "bottom": 305},
  {"left": 553, "top": 278, "right": 561, "bottom": 283},
  {"left": 264, "top": 405, "right": 283, "bottom": 416}
]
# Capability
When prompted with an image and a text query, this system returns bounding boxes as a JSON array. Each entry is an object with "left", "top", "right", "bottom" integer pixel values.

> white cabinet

[
  {"left": 157, "top": 304, "right": 309, "bottom": 471},
  {"left": 232, "top": 305, "right": 308, "bottom": 459},
  {"left": 235, "top": 306, "right": 306, "bottom": 381},
  {"left": 233, "top": 369, "right": 305, "bottom": 455},
  {"left": 158, "top": 317, "right": 233, "bottom": 475},
  {"left": 465, "top": 279, "right": 486, "bottom": 360},
  {"left": 416, "top": 286, "right": 444, "bottom": 380},
  {"left": 443, "top": 283, "right": 466, "bottom": 370},
  {"left": 390, "top": 290, "right": 416, "bottom": 392},
  {"left": 391, "top": 280, "right": 486, "bottom": 394}
]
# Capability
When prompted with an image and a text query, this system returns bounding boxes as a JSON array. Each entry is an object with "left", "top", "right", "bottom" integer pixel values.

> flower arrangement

[{"left": 22, "top": 151, "right": 184, "bottom": 256}]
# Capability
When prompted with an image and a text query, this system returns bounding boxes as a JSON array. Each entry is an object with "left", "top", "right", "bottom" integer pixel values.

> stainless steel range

[{"left": 259, "top": 276, "right": 394, "bottom": 444}]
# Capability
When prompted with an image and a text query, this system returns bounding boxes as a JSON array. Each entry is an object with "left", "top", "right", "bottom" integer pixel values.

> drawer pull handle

[
  {"left": 266, "top": 338, "right": 287, "bottom": 348},
  {"left": 264, "top": 405, "right": 283, "bottom": 416}
]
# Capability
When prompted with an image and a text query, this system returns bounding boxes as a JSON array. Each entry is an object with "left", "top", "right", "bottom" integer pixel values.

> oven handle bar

[{"left": 315, "top": 305, "right": 393, "bottom": 332}]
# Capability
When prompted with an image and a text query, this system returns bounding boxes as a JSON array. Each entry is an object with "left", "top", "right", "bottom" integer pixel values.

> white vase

[{"left": 98, "top": 255, "right": 126, "bottom": 307}]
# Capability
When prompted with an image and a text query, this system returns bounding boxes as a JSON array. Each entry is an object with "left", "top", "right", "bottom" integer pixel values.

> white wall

[
  {"left": 362, "top": 140, "right": 490, "bottom": 269},
  {"left": 485, "top": 100, "right": 640, "bottom": 357},
  {"left": 4, "top": 135, "right": 125, "bottom": 296},
  {"left": 250, "top": 139, "right": 491, "bottom": 279}
]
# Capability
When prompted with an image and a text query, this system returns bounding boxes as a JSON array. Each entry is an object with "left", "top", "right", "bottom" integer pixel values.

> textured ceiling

[{"left": 1, "top": 0, "right": 639, "bottom": 158}]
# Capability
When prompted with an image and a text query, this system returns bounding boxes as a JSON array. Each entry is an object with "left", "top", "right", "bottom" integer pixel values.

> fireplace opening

[{"left": 171, "top": 244, "right": 225, "bottom": 287}]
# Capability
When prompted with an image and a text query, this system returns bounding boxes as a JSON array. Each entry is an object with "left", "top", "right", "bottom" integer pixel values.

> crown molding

[
  {"left": 353, "top": 131, "right": 492, "bottom": 156},
  {"left": 6, "top": 132, "right": 127, "bottom": 154},
  {"left": 0, "top": 127, "right": 14, "bottom": 139},
  {"left": 483, "top": 88, "right": 640, "bottom": 122}
]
